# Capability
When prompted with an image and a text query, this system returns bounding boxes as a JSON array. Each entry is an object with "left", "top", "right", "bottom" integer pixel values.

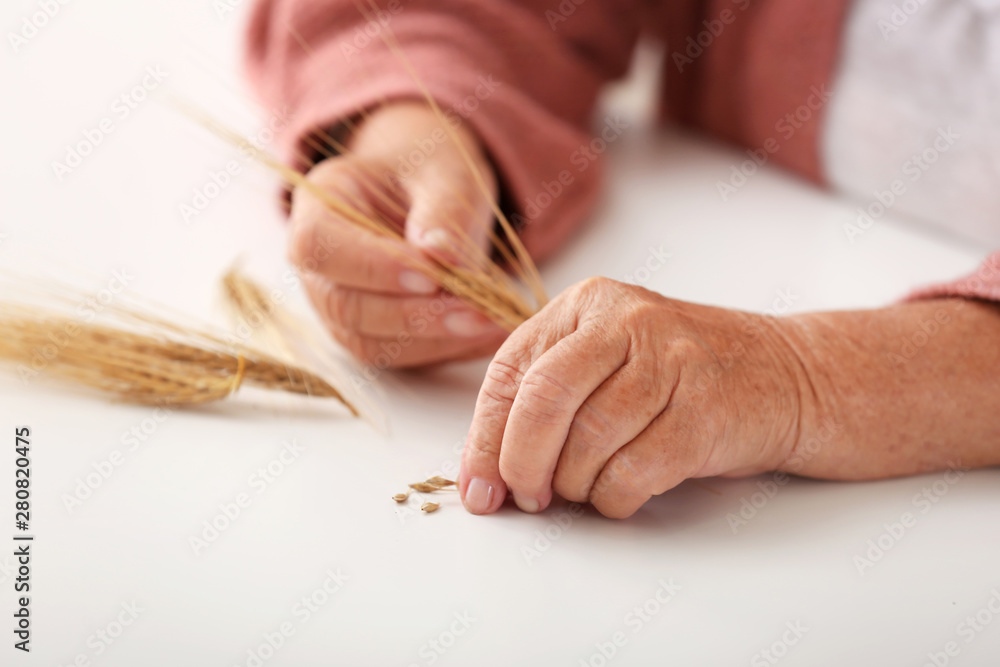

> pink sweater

[{"left": 244, "top": 0, "right": 1000, "bottom": 304}]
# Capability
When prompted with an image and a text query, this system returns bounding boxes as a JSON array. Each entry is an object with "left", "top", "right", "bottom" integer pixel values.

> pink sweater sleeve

[
  {"left": 244, "top": 0, "right": 642, "bottom": 262},
  {"left": 906, "top": 252, "right": 1000, "bottom": 304}
]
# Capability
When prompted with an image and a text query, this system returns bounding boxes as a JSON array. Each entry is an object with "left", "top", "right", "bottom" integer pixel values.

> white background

[{"left": 1, "top": 1, "right": 999, "bottom": 665}]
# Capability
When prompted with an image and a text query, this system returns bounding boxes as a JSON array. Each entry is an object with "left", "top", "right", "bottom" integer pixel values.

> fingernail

[
  {"left": 420, "top": 228, "right": 452, "bottom": 251},
  {"left": 464, "top": 478, "right": 495, "bottom": 515},
  {"left": 399, "top": 270, "right": 437, "bottom": 294},
  {"left": 444, "top": 311, "right": 497, "bottom": 337},
  {"left": 512, "top": 494, "right": 540, "bottom": 514}
]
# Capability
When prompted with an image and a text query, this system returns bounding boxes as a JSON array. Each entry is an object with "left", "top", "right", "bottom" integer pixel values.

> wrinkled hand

[
  {"left": 459, "top": 277, "right": 811, "bottom": 519},
  {"left": 288, "top": 102, "right": 507, "bottom": 368}
]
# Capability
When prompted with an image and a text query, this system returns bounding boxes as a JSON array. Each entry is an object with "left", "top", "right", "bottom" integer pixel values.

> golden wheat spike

[
  {"left": 0, "top": 298, "right": 358, "bottom": 414},
  {"left": 175, "top": 5, "right": 552, "bottom": 334},
  {"left": 174, "top": 97, "right": 537, "bottom": 332},
  {"left": 220, "top": 266, "right": 382, "bottom": 426}
]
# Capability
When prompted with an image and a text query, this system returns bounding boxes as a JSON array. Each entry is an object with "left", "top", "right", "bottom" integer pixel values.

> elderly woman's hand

[
  {"left": 458, "top": 277, "right": 810, "bottom": 518},
  {"left": 287, "top": 102, "right": 507, "bottom": 369},
  {"left": 458, "top": 277, "right": 1000, "bottom": 519}
]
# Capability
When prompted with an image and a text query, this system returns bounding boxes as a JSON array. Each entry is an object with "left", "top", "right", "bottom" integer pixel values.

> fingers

[
  {"left": 301, "top": 274, "right": 504, "bottom": 340},
  {"left": 460, "top": 280, "right": 618, "bottom": 516},
  {"left": 289, "top": 159, "right": 437, "bottom": 295},
  {"left": 459, "top": 357, "right": 522, "bottom": 515},
  {"left": 301, "top": 274, "right": 505, "bottom": 368},
  {"left": 496, "top": 329, "right": 628, "bottom": 513},
  {"left": 551, "top": 357, "right": 680, "bottom": 503},
  {"left": 327, "top": 318, "right": 505, "bottom": 369},
  {"left": 397, "top": 113, "right": 497, "bottom": 269},
  {"left": 460, "top": 303, "right": 579, "bottom": 515},
  {"left": 589, "top": 401, "right": 706, "bottom": 519},
  {"left": 330, "top": 327, "right": 503, "bottom": 370},
  {"left": 458, "top": 277, "right": 702, "bottom": 519},
  {"left": 289, "top": 102, "right": 503, "bottom": 372},
  {"left": 459, "top": 295, "right": 609, "bottom": 515},
  {"left": 403, "top": 161, "right": 495, "bottom": 269}
]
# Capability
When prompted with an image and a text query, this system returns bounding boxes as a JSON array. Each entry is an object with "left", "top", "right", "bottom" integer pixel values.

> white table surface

[{"left": 2, "top": 1, "right": 999, "bottom": 665}]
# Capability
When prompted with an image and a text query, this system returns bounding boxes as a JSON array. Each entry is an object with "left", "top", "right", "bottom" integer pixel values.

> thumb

[
  {"left": 460, "top": 432, "right": 509, "bottom": 516},
  {"left": 403, "top": 166, "right": 495, "bottom": 269}
]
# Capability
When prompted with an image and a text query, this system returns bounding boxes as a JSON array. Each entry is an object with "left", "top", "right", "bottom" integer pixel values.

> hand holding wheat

[{"left": 290, "top": 102, "right": 514, "bottom": 368}]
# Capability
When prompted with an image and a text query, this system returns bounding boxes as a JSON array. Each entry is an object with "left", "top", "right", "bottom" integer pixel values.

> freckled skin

[
  {"left": 459, "top": 278, "right": 1000, "bottom": 519},
  {"left": 287, "top": 103, "right": 1000, "bottom": 519}
]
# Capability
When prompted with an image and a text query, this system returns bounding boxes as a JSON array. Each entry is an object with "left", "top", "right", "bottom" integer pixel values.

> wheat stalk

[
  {"left": 174, "top": 11, "right": 549, "bottom": 334},
  {"left": 220, "top": 266, "right": 379, "bottom": 424},
  {"left": 0, "top": 287, "right": 358, "bottom": 413}
]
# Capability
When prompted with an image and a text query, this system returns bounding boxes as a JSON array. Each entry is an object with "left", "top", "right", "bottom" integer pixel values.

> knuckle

[
  {"left": 335, "top": 333, "right": 359, "bottom": 361},
  {"left": 621, "top": 299, "right": 661, "bottom": 332},
  {"left": 589, "top": 454, "right": 651, "bottom": 519},
  {"left": 463, "top": 434, "right": 498, "bottom": 462},
  {"left": 354, "top": 337, "right": 385, "bottom": 366},
  {"left": 357, "top": 251, "right": 380, "bottom": 289},
  {"left": 591, "top": 451, "right": 639, "bottom": 499},
  {"left": 551, "top": 472, "right": 590, "bottom": 504},
  {"left": 579, "top": 275, "right": 610, "bottom": 291},
  {"left": 567, "top": 403, "right": 615, "bottom": 451},
  {"left": 331, "top": 287, "right": 362, "bottom": 328},
  {"left": 302, "top": 273, "right": 333, "bottom": 321},
  {"left": 516, "top": 370, "right": 574, "bottom": 425},
  {"left": 325, "top": 286, "right": 346, "bottom": 325},
  {"left": 481, "top": 359, "right": 523, "bottom": 405},
  {"left": 574, "top": 275, "right": 616, "bottom": 299},
  {"left": 287, "top": 214, "right": 317, "bottom": 267},
  {"left": 330, "top": 327, "right": 370, "bottom": 363}
]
